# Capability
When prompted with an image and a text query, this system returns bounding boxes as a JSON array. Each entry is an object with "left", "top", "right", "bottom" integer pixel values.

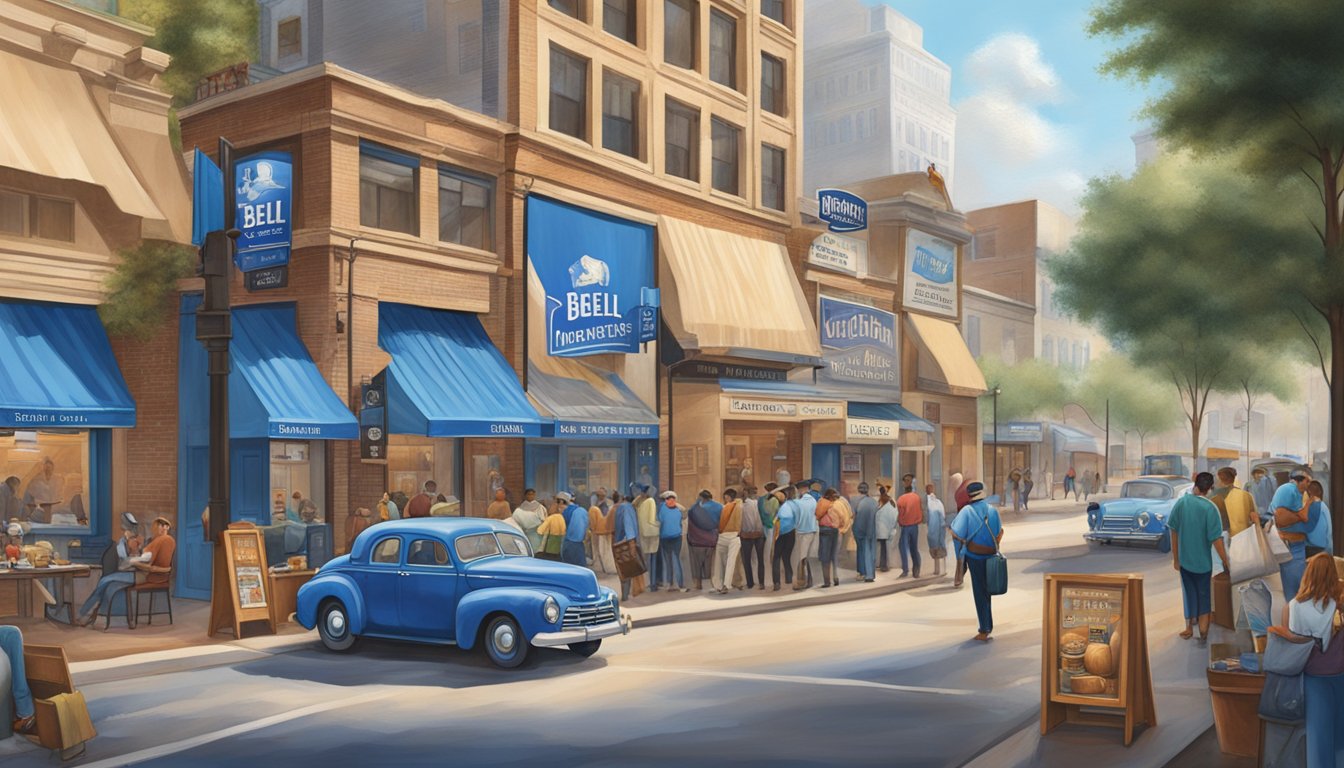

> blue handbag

[
  {"left": 1258, "top": 671, "right": 1305, "bottom": 725},
  {"left": 970, "top": 510, "right": 1008, "bottom": 595}
]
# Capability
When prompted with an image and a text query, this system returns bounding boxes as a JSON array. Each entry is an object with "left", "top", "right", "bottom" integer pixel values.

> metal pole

[
  {"left": 1104, "top": 399, "right": 1109, "bottom": 492},
  {"left": 992, "top": 388, "right": 999, "bottom": 496},
  {"left": 207, "top": 137, "right": 237, "bottom": 542}
]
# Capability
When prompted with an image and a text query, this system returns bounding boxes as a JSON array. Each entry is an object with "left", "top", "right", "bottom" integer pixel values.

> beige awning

[
  {"left": 906, "top": 312, "right": 987, "bottom": 396},
  {"left": 659, "top": 215, "right": 822, "bottom": 366},
  {"left": 0, "top": 48, "right": 163, "bottom": 221}
]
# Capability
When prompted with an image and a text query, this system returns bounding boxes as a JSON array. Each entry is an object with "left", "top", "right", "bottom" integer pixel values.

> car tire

[
  {"left": 568, "top": 640, "right": 602, "bottom": 658},
  {"left": 1156, "top": 530, "right": 1172, "bottom": 554},
  {"left": 483, "top": 614, "right": 528, "bottom": 669},
  {"left": 318, "top": 600, "right": 358, "bottom": 653}
]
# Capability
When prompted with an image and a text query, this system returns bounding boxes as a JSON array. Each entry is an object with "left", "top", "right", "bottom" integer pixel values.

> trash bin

[{"left": 1207, "top": 664, "right": 1265, "bottom": 758}]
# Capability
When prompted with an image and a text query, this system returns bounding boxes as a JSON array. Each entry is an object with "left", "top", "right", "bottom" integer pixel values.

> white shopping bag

[
  {"left": 1228, "top": 524, "right": 1277, "bottom": 581},
  {"left": 1264, "top": 522, "right": 1294, "bottom": 565}
]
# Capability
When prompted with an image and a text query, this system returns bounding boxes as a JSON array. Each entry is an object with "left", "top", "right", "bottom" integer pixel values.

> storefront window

[
  {"left": 387, "top": 436, "right": 458, "bottom": 509},
  {"left": 566, "top": 446, "right": 622, "bottom": 501},
  {"left": 466, "top": 450, "right": 503, "bottom": 517},
  {"left": 0, "top": 430, "right": 90, "bottom": 530},
  {"left": 724, "top": 425, "right": 798, "bottom": 493},
  {"left": 839, "top": 445, "right": 891, "bottom": 497},
  {"left": 269, "top": 441, "right": 326, "bottom": 523}
]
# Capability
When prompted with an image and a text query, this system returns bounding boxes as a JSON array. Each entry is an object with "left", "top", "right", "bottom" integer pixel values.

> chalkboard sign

[{"left": 208, "top": 523, "right": 277, "bottom": 638}]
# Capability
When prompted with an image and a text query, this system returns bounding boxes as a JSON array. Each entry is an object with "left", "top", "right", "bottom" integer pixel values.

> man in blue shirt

[
  {"left": 1272, "top": 469, "right": 1314, "bottom": 601},
  {"left": 559, "top": 491, "right": 589, "bottom": 567},
  {"left": 657, "top": 491, "right": 688, "bottom": 592},
  {"left": 611, "top": 492, "right": 641, "bottom": 601},
  {"left": 1305, "top": 480, "right": 1333, "bottom": 557},
  {"left": 1167, "top": 472, "right": 1230, "bottom": 643},
  {"left": 1247, "top": 468, "right": 1276, "bottom": 523},
  {"left": 950, "top": 482, "right": 1004, "bottom": 642},
  {"left": 772, "top": 487, "right": 798, "bottom": 591},
  {"left": 793, "top": 481, "right": 819, "bottom": 590}
]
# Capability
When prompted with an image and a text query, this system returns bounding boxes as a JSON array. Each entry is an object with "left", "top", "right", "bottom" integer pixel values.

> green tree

[
  {"left": 120, "top": 0, "right": 258, "bottom": 106},
  {"left": 1091, "top": 0, "right": 1344, "bottom": 549},
  {"left": 100, "top": 241, "right": 196, "bottom": 340},
  {"left": 977, "top": 356, "right": 1071, "bottom": 425},
  {"left": 1075, "top": 354, "right": 1183, "bottom": 463}
]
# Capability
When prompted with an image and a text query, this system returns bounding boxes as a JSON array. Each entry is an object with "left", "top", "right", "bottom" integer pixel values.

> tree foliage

[
  {"left": 977, "top": 356, "right": 1071, "bottom": 424},
  {"left": 99, "top": 240, "right": 196, "bottom": 340},
  {"left": 1075, "top": 355, "right": 1183, "bottom": 438},
  {"left": 120, "top": 0, "right": 258, "bottom": 106}
]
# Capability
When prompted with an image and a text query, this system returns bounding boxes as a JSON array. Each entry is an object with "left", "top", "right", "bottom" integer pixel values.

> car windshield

[
  {"left": 454, "top": 533, "right": 502, "bottom": 562},
  {"left": 1123, "top": 482, "right": 1172, "bottom": 500},
  {"left": 497, "top": 532, "right": 531, "bottom": 557}
]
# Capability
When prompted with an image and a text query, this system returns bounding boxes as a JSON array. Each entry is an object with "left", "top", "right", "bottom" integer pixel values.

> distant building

[
  {"left": 803, "top": 0, "right": 955, "bottom": 196},
  {"left": 1132, "top": 128, "right": 1161, "bottom": 168},
  {"left": 962, "top": 286, "right": 1034, "bottom": 367}
]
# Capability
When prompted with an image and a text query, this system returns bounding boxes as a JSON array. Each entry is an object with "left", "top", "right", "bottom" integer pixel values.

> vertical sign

[
  {"left": 817, "top": 189, "right": 868, "bottom": 233},
  {"left": 234, "top": 151, "right": 293, "bottom": 272},
  {"left": 904, "top": 228, "right": 958, "bottom": 317},
  {"left": 360, "top": 370, "right": 387, "bottom": 461}
]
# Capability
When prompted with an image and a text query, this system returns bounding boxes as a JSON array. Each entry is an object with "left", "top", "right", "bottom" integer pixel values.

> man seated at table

[{"left": 75, "top": 515, "right": 174, "bottom": 626}]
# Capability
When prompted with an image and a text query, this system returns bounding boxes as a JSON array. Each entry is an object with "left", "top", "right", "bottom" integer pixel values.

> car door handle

[{"left": 398, "top": 571, "right": 409, "bottom": 576}]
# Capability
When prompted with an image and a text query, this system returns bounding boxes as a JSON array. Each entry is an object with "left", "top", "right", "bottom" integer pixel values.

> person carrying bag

[
  {"left": 1270, "top": 553, "right": 1344, "bottom": 767},
  {"left": 950, "top": 483, "right": 1004, "bottom": 642}
]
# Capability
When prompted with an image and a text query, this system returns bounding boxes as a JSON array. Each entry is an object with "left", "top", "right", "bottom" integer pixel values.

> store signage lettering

[
  {"left": 807, "top": 232, "right": 865, "bottom": 274},
  {"left": 527, "top": 197, "right": 655, "bottom": 357},
  {"left": 817, "top": 188, "right": 868, "bottom": 233},
  {"left": 676, "top": 361, "right": 787, "bottom": 382},
  {"left": 904, "top": 228, "right": 958, "bottom": 317},
  {"left": 558, "top": 422, "right": 659, "bottom": 438},
  {"left": 234, "top": 151, "right": 293, "bottom": 273},
  {"left": 818, "top": 296, "right": 898, "bottom": 390},
  {"left": 276, "top": 424, "right": 322, "bottom": 437},
  {"left": 847, "top": 418, "right": 898, "bottom": 442},
  {"left": 491, "top": 423, "right": 527, "bottom": 435},
  {"left": 727, "top": 398, "right": 843, "bottom": 419},
  {"left": 9, "top": 411, "right": 90, "bottom": 425}
]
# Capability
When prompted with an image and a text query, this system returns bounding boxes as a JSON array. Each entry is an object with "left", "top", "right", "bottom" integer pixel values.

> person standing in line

[
  {"left": 758, "top": 483, "right": 781, "bottom": 589},
  {"left": 584, "top": 488, "right": 610, "bottom": 563},
  {"left": 850, "top": 482, "right": 875, "bottom": 578},
  {"left": 1006, "top": 468, "right": 1022, "bottom": 513},
  {"left": 611, "top": 492, "right": 641, "bottom": 601},
  {"left": 853, "top": 483, "right": 878, "bottom": 583},
  {"left": 589, "top": 490, "right": 617, "bottom": 575},
  {"left": 1304, "top": 480, "right": 1333, "bottom": 558},
  {"left": 657, "top": 490, "right": 689, "bottom": 592},
  {"left": 1214, "top": 468, "right": 1258, "bottom": 538},
  {"left": 1272, "top": 469, "right": 1314, "bottom": 602},
  {"left": 834, "top": 488, "right": 854, "bottom": 574},
  {"left": 1021, "top": 469, "right": 1034, "bottom": 511},
  {"left": 687, "top": 490, "right": 721, "bottom": 591},
  {"left": 405, "top": 481, "right": 437, "bottom": 518},
  {"left": 711, "top": 489, "right": 743, "bottom": 594},
  {"left": 486, "top": 488, "right": 512, "bottom": 520},
  {"left": 636, "top": 485, "right": 662, "bottom": 590},
  {"left": 793, "top": 480, "right": 819, "bottom": 590},
  {"left": 739, "top": 486, "right": 766, "bottom": 590},
  {"left": 511, "top": 488, "right": 546, "bottom": 553},
  {"left": 925, "top": 483, "right": 948, "bottom": 577},
  {"left": 875, "top": 485, "right": 898, "bottom": 574},
  {"left": 816, "top": 488, "right": 842, "bottom": 588},
  {"left": 1247, "top": 467, "right": 1276, "bottom": 523},
  {"left": 896, "top": 481, "right": 924, "bottom": 578},
  {"left": 950, "top": 482, "right": 1004, "bottom": 642},
  {"left": 1282, "top": 553, "right": 1344, "bottom": 767},
  {"left": 536, "top": 501, "right": 566, "bottom": 560},
  {"left": 558, "top": 492, "right": 589, "bottom": 567},
  {"left": 1166, "top": 472, "right": 1229, "bottom": 643},
  {"left": 1064, "top": 466, "right": 1077, "bottom": 500},
  {"left": 772, "top": 486, "right": 798, "bottom": 591}
]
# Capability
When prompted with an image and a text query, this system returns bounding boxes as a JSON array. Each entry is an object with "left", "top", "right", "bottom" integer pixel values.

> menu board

[
  {"left": 209, "top": 525, "right": 276, "bottom": 638},
  {"left": 1057, "top": 585, "right": 1124, "bottom": 699}
]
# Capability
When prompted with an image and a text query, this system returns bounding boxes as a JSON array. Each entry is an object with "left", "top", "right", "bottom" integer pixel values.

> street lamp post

[
  {"left": 1064, "top": 399, "right": 1109, "bottom": 493},
  {"left": 992, "top": 386, "right": 1002, "bottom": 496}
]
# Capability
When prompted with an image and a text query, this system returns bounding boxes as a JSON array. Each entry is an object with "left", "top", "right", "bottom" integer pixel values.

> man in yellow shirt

[{"left": 1216, "top": 467, "right": 1258, "bottom": 537}]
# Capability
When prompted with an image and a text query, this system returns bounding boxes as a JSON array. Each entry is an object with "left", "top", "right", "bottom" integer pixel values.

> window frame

[
  {"left": 437, "top": 166, "right": 496, "bottom": 251},
  {"left": 710, "top": 117, "right": 742, "bottom": 196},
  {"left": 760, "top": 52, "right": 785, "bottom": 116},
  {"left": 549, "top": 45, "right": 590, "bottom": 141},
  {"left": 602, "top": 0, "right": 637, "bottom": 44},
  {"left": 359, "top": 141, "right": 420, "bottom": 237},
  {"left": 406, "top": 538, "right": 453, "bottom": 567},
  {"left": 547, "top": 0, "right": 586, "bottom": 22},
  {"left": 709, "top": 8, "right": 739, "bottom": 90},
  {"left": 664, "top": 0, "right": 697, "bottom": 70},
  {"left": 761, "top": 0, "right": 786, "bottom": 26},
  {"left": 370, "top": 536, "right": 402, "bottom": 565},
  {"left": 760, "top": 143, "right": 785, "bottom": 211},
  {"left": 277, "top": 16, "right": 302, "bottom": 60},
  {"left": 601, "top": 69, "right": 641, "bottom": 159},
  {"left": 664, "top": 98, "right": 700, "bottom": 182},
  {"left": 454, "top": 532, "right": 503, "bottom": 563}
]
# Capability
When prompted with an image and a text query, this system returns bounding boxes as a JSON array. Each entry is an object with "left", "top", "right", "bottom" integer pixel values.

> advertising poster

[{"left": 904, "top": 228, "right": 959, "bottom": 317}]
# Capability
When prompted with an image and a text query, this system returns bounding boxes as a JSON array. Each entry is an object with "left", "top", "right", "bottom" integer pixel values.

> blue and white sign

[
  {"left": 527, "top": 196, "right": 656, "bottom": 357},
  {"left": 904, "top": 228, "right": 959, "bottom": 317},
  {"left": 557, "top": 421, "right": 659, "bottom": 439},
  {"left": 817, "top": 188, "right": 868, "bottom": 233},
  {"left": 234, "top": 151, "right": 293, "bottom": 272},
  {"left": 818, "top": 296, "right": 897, "bottom": 392}
]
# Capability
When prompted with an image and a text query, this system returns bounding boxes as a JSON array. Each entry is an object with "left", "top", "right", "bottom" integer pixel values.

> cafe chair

[
  {"left": 96, "top": 542, "right": 135, "bottom": 631},
  {"left": 128, "top": 552, "right": 174, "bottom": 627}
]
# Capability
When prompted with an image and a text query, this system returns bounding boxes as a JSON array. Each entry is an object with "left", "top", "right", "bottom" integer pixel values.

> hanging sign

[
  {"left": 817, "top": 188, "right": 868, "bottom": 233},
  {"left": 234, "top": 151, "right": 293, "bottom": 272}
]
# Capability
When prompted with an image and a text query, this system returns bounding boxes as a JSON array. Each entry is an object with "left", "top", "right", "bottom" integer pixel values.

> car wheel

[
  {"left": 568, "top": 640, "right": 602, "bottom": 658},
  {"left": 483, "top": 614, "right": 528, "bottom": 669},
  {"left": 1156, "top": 530, "right": 1172, "bottom": 554},
  {"left": 318, "top": 600, "right": 358, "bottom": 653}
]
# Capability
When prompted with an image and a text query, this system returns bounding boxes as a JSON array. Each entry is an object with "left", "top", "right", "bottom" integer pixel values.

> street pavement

[{"left": 0, "top": 496, "right": 1234, "bottom": 767}]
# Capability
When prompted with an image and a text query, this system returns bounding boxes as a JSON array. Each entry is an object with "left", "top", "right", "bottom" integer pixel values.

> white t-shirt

[{"left": 1289, "top": 597, "right": 1338, "bottom": 651}]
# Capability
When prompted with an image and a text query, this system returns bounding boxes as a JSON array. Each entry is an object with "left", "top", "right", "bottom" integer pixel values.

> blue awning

[
  {"left": 847, "top": 402, "right": 936, "bottom": 433},
  {"left": 0, "top": 300, "right": 135, "bottom": 428},
  {"left": 231, "top": 304, "right": 357, "bottom": 440},
  {"left": 379, "top": 303, "right": 546, "bottom": 438},
  {"left": 527, "top": 361, "right": 658, "bottom": 440}
]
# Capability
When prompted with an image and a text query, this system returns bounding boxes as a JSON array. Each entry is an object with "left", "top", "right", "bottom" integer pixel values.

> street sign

[
  {"left": 244, "top": 265, "right": 288, "bottom": 292},
  {"left": 360, "top": 371, "right": 387, "bottom": 461},
  {"left": 234, "top": 150, "right": 292, "bottom": 272}
]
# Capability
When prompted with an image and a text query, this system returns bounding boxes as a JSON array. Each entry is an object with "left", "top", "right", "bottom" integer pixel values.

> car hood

[
  {"left": 1100, "top": 498, "right": 1174, "bottom": 517},
  {"left": 465, "top": 557, "right": 601, "bottom": 599}
]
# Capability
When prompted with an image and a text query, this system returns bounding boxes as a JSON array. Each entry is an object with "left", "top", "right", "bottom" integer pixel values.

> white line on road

[
  {"left": 76, "top": 689, "right": 397, "bottom": 768},
  {"left": 619, "top": 665, "right": 1004, "bottom": 696}
]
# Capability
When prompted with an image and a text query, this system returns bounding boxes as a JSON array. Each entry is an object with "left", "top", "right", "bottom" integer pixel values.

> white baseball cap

[
  {"left": 660, "top": 490, "right": 677, "bottom": 499},
  {"left": 555, "top": 491, "right": 574, "bottom": 503}
]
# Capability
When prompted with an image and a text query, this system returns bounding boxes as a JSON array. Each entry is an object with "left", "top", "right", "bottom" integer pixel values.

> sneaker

[{"left": 13, "top": 714, "right": 36, "bottom": 735}]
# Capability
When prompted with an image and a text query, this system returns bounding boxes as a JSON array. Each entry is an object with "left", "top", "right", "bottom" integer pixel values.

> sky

[{"left": 876, "top": 0, "right": 1157, "bottom": 215}]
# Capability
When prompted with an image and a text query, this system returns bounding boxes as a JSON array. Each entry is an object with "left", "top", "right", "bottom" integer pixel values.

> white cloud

[{"left": 965, "top": 33, "right": 1062, "bottom": 103}]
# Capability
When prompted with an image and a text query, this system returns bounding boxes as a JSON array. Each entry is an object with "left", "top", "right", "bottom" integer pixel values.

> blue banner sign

[
  {"left": 234, "top": 151, "right": 293, "bottom": 272},
  {"left": 527, "top": 196, "right": 655, "bottom": 357},
  {"left": 817, "top": 188, "right": 868, "bottom": 233},
  {"left": 557, "top": 421, "right": 659, "bottom": 439},
  {"left": 191, "top": 148, "right": 223, "bottom": 247},
  {"left": 818, "top": 296, "right": 897, "bottom": 390}
]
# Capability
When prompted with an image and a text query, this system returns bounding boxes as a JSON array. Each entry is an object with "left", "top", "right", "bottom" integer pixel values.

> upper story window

[
  {"left": 438, "top": 167, "right": 495, "bottom": 252},
  {"left": 761, "top": 0, "right": 786, "bottom": 25},
  {"left": 664, "top": 0, "right": 696, "bottom": 70},
  {"left": 1041, "top": 335, "right": 1053, "bottom": 362},
  {"left": 549, "top": 45, "right": 589, "bottom": 140},
  {"left": 761, "top": 144, "right": 785, "bottom": 211},
  {"left": 709, "top": 9, "right": 738, "bottom": 89},
  {"left": 602, "top": 70, "right": 641, "bottom": 158},
  {"left": 761, "top": 53, "right": 785, "bottom": 115},
  {"left": 359, "top": 142, "right": 419, "bottom": 236},
  {"left": 711, "top": 117, "right": 741, "bottom": 196},
  {"left": 548, "top": 0, "right": 585, "bottom": 21},
  {"left": 0, "top": 189, "right": 75, "bottom": 242},
  {"left": 277, "top": 17, "right": 302, "bottom": 59},
  {"left": 665, "top": 98, "right": 700, "bottom": 182},
  {"left": 603, "top": 0, "right": 637, "bottom": 43}
]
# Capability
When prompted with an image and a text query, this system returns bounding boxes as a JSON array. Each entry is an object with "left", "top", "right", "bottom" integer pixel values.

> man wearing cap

[
  {"left": 793, "top": 481, "right": 819, "bottom": 590},
  {"left": 657, "top": 491, "right": 688, "bottom": 592},
  {"left": 950, "top": 482, "right": 1004, "bottom": 641},
  {"left": 74, "top": 512, "right": 143, "bottom": 625},
  {"left": 687, "top": 490, "right": 721, "bottom": 590},
  {"left": 852, "top": 483, "right": 878, "bottom": 582},
  {"left": 772, "top": 485, "right": 798, "bottom": 590},
  {"left": 558, "top": 492, "right": 589, "bottom": 567}
]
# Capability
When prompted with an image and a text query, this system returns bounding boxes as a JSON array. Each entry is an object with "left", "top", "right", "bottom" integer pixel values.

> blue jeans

[
  {"left": 1305, "top": 673, "right": 1344, "bottom": 767},
  {"left": 899, "top": 525, "right": 922, "bottom": 574},
  {"left": 967, "top": 556, "right": 993, "bottom": 634},
  {"left": 79, "top": 571, "right": 135, "bottom": 620},
  {"left": 1279, "top": 539, "right": 1307, "bottom": 603},
  {"left": 561, "top": 540, "right": 586, "bottom": 567},
  {"left": 0, "top": 625, "right": 33, "bottom": 718},
  {"left": 1178, "top": 567, "right": 1212, "bottom": 620},
  {"left": 659, "top": 536, "right": 685, "bottom": 588},
  {"left": 855, "top": 536, "right": 876, "bottom": 580}
]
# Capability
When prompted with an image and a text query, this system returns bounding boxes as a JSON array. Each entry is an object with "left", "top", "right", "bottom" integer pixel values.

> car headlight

[
  {"left": 1154, "top": 512, "right": 1165, "bottom": 523},
  {"left": 543, "top": 596, "right": 560, "bottom": 624},
  {"left": 1137, "top": 511, "right": 1150, "bottom": 528},
  {"left": 1086, "top": 503, "right": 1099, "bottom": 529}
]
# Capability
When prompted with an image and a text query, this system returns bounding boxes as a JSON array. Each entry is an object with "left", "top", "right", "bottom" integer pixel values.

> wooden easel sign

[
  {"left": 208, "top": 523, "right": 276, "bottom": 638},
  {"left": 1041, "top": 573, "right": 1156, "bottom": 746}
]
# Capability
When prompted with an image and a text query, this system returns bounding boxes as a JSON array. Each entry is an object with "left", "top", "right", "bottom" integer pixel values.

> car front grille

[
  {"left": 1098, "top": 515, "right": 1136, "bottom": 533},
  {"left": 563, "top": 598, "right": 616, "bottom": 629}
]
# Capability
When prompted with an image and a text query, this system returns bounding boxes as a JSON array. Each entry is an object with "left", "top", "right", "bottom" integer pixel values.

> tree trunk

[
  {"left": 1330, "top": 304, "right": 1344, "bottom": 555},
  {"left": 1190, "top": 416, "right": 1201, "bottom": 482}
]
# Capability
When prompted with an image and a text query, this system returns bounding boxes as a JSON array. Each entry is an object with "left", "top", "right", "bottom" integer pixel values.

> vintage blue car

[
  {"left": 295, "top": 518, "right": 630, "bottom": 668},
  {"left": 1084, "top": 475, "right": 1192, "bottom": 553}
]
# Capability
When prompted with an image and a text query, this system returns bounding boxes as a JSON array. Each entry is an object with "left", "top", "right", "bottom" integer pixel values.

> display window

[
  {"left": 270, "top": 441, "right": 326, "bottom": 523},
  {"left": 387, "top": 436, "right": 460, "bottom": 511},
  {"left": 839, "top": 445, "right": 891, "bottom": 497},
  {"left": 466, "top": 450, "right": 503, "bottom": 517},
  {"left": 0, "top": 430, "right": 90, "bottom": 530},
  {"left": 724, "top": 424, "right": 801, "bottom": 492},
  {"left": 566, "top": 446, "right": 620, "bottom": 502}
]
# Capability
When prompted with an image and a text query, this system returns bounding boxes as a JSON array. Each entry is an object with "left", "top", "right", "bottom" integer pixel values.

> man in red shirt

[
  {"left": 139, "top": 517, "right": 176, "bottom": 584},
  {"left": 896, "top": 482, "right": 924, "bottom": 578}
]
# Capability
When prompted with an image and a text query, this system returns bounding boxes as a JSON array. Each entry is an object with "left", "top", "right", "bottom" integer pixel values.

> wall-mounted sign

[
  {"left": 817, "top": 188, "right": 868, "bottom": 233},
  {"left": 244, "top": 265, "right": 288, "bottom": 292},
  {"left": 234, "top": 151, "right": 293, "bottom": 272},
  {"left": 818, "top": 296, "right": 898, "bottom": 393},
  {"left": 807, "top": 232, "right": 866, "bottom": 274},
  {"left": 725, "top": 397, "right": 843, "bottom": 420},
  {"left": 904, "top": 228, "right": 958, "bottom": 317},
  {"left": 846, "top": 417, "right": 899, "bottom": 444},
  {"left": 557, "top": 422, "right": 658, "bottom": 439},
  {"left": 674, "top": 361, "right": 788, "bottom": 382},
  {"left": 360, "top": 371, "right": 387, "bottom": 461},
  {"left": 527, "top": 196, "right": 656, "bottom": 357}
]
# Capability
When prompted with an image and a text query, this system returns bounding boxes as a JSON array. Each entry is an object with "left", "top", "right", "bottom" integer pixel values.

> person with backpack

[{"left": 950, "top": 482, "right": 1004, "bottom": 642}]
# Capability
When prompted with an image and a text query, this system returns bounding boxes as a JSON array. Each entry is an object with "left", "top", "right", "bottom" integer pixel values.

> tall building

[{"left": 803, "top": 0, "right": 955, "bottom": 196}]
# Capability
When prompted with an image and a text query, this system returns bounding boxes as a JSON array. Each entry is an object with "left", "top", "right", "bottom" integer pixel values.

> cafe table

[{"left": 0, "top": 564, "right": 92, "bottom": 624}]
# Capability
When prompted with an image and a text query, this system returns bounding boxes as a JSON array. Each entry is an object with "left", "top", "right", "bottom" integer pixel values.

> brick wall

[{"left": 111, "top": 306, "right": 182, "bottom": 525}]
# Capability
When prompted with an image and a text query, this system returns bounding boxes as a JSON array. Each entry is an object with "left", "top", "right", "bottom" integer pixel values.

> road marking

[
  {"left": 77, "top": 689, "right": 396, "bottom": 768},
  {"left": 619, "top": 665, "right": 982, "bottom": 696}
]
